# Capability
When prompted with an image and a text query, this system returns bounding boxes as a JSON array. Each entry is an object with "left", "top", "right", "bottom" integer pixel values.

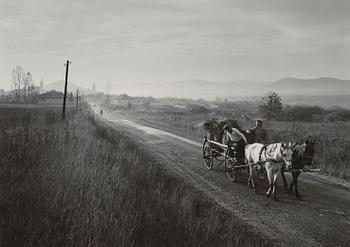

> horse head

[
  {"left": 281, "top": 142, "right": 293, "bottom": 170},
  {"left": 203, "top": 121, "right": 215, "bottom": 140},
  {"left": 212, "top": 120, "right": 225, "bottom": 141}
]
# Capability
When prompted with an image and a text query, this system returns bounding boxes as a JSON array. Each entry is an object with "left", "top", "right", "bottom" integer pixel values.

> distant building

[
  {"left": 40, "top": 78, "right": 44, "bottom": 93},
  {"left": 92, "top": 82, "right": 96, "bottom": 92}
]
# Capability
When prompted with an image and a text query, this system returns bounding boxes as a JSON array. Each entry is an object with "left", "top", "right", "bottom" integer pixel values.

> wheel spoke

[
  {"left": 203, "top": 141, "right": 213, "bottom": 170},
  {"left": 225, "top": 152, "right": 238, "bottom": 182}
]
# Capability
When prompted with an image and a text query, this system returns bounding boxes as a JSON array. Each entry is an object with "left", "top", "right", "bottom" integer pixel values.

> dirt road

[{"left": 92, "top": 105, "right": 350, "bottom": 247}]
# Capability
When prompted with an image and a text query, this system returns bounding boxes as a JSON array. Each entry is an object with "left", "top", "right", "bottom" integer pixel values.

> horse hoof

[
  {"left": 266, "top": 193, "right": 270, "bottom": 198},
  {"left": 247, "top": 180, "right": 252, "bottom": 188}
]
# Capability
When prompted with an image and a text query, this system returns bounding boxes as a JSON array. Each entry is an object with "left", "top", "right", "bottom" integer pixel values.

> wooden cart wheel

[
  {"left": 224, "top": 149, "right": 238, "bottom": 182},
  {"left": 203, "top": 139, "right": 214, "bottom": 170}
]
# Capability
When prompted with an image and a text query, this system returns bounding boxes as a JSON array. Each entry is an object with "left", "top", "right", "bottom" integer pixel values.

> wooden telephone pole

[
  {"left": 62, "top": 60, "right": 71, "bottom": 120},
  {"left": 106, "top": 82, "right": 111, "bottom": 106},
  {"left": 76, "top": 89, "right": 79, "bottom": 111}
]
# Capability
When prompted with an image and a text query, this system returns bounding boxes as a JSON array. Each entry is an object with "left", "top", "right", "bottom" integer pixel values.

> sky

[{"left": 1, "top": 0, "right": 349, "bottom": 91}]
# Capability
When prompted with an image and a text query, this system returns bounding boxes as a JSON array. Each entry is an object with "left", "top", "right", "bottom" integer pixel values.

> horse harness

[
  {"left": 258, "top": 144, "right": 293, "bottom": 165},
  {"left": 258, "top": 144, "right": 268, "bottom": 163}
]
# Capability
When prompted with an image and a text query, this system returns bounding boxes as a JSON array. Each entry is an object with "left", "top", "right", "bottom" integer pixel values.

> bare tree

[{"left": 12, "top": 66, "right": 26, "bottom": 100}]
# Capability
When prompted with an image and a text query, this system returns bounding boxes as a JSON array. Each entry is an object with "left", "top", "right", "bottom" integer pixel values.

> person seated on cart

[{"left": 223, "top": 124, "right": 248, "bottom": 162}]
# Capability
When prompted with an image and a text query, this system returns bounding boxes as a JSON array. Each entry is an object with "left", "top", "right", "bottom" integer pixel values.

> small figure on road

[
  {"left": 247, "top": 120, "right": 267, "bottom": 144},
  {"left": 100, "top": 109, "right": 104, "bottom": 115}
]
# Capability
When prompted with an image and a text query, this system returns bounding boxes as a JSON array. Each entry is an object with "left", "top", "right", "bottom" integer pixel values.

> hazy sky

[{"left": 1, "top": 0, "right": 349, "bottom": 90}]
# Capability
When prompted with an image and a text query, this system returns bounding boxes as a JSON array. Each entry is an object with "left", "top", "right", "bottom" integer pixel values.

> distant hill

[
  {"left": 45, "top": 80, "right": 84, "bottom": 92},
  {"left": 266, "top": 77, "right": 350, "bottom": 95},
  {"left": 44, "top": 80, "right": 95, "bottom": 95},
  {"left": 115, "top": 79, "right": 267, "bottom": 99}
]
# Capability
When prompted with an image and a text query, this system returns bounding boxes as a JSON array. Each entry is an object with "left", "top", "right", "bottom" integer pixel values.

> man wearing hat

[{"left": 247, "top": 120, "right": 267, "bottom": 144}]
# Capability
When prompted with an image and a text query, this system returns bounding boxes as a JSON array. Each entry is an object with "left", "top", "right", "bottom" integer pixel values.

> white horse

[{"left": 245, "top": 142, "right": 293, "bottom": 201}]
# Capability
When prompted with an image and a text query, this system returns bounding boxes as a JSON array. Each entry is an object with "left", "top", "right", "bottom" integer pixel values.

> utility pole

[
  {"left": 106, "top": 82, "right": 111, "bottom": 106},
  {"left": 76, "top": 89, "right": 79, "bottom": 111},
  {"left": 62, "top": 60, "right": 71, "bottom": 120}
]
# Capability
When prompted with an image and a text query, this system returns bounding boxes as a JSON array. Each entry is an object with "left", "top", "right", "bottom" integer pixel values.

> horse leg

[
  {"left": 293, "top": 172, "right": 301, "bottom": 199},
  {"left": 272, "top": 170, "right": 279, "bottom": 201},
  {"left": 288, "top": 173, "right": 295, "bottom": 194},
  {"left": 281, "top": 170, "right": 288, "bottom": 189},
  {"left": 246, "top": 159, "right": 252, "bottom": 187},
  {"left": 265, "top": 165, "right": 273, "bottom": 198},
  {"left": 248, "top": 164, "right": 257, "bottom": 193}
]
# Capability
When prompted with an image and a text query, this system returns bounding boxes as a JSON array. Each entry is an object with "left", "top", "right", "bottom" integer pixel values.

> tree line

[{"left": 259, "top": 91, "right": 350, "bottom": 122}]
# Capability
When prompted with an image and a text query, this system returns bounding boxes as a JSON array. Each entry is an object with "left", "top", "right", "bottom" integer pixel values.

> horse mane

[
  {"left": 292, "top": 142, "right": 307, "bottom": 169},
  {"left": 293, "top": 143, "right": 306, "bottom": 155}
]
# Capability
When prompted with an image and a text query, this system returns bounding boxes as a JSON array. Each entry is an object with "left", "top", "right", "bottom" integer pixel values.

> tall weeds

[
  {"left": 0, "top": 108, "right": 273, "bottom": 246},
  {"left": 265, "top": 121, "right": 350, "bottom": 179}
]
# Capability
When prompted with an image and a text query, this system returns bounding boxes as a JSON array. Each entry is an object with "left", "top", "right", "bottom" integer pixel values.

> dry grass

[
  {"left": 0, "top": 107, "right": 274, "bottom": 247},
  {"left": 265, "top": 121, "right": 350, "bottom": 179}
]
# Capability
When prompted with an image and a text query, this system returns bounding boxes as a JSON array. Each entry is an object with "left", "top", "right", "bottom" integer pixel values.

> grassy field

[
  {"left": 0, "top": 106, "right": 274, "bottom": 246},
  {"left": 110, "top": 101, "right": 350, "bottom": 180},
  {"left": 261, "top": 121, "right": 350, "bottom": 179}
]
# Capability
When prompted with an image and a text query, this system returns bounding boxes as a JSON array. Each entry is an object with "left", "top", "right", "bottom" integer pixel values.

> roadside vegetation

[
  {"left": 100, "top": 93, "right": 350, "bottom": 179},
  {"left": 0, "top": 106, "right": 274, "bottom": 246}
]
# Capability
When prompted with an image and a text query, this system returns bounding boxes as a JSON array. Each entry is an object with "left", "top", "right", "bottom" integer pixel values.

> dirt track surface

[{"left": 92, "top": 105, "right": 350, "bottom": 247}]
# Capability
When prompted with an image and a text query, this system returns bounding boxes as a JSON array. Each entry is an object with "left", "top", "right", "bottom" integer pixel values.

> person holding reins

[{"left": 247, "top": 120, "right": 267, "bottom": 144}]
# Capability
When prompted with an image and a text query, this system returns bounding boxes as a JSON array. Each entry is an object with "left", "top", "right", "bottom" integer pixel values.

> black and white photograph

[{"left": 1, "top": 0, "right": 350, "bottom": 246}]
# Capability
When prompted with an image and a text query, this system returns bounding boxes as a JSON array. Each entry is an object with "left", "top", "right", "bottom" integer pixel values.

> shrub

[
  {"left": 324, "top": 108, "right": 350, "bottom": 122},
  {"left": 282, "top": 105, "right": 326, "bottom": 122},
  {"left": 185, "top": 104, "right": 210, "bottom": 114}
]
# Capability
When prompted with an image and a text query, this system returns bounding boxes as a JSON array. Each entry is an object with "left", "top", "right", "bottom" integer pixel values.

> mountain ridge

[
  {"left": 44, "top": 80, "right": 94, "bottom": 94},
  {"left": 45, "top": 77, "right": 350, "bottom": 99},
  {"left": 267, "top": 77, "right": 350, "bottom": 95}
]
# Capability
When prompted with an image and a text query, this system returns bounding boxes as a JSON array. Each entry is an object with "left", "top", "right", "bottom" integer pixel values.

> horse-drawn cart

[
  {"left": 202, "top": 136, "right": 266, "bottom": 182},
  {"left": 203, "top": 135, "right": 321, "bottom": 200}
]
